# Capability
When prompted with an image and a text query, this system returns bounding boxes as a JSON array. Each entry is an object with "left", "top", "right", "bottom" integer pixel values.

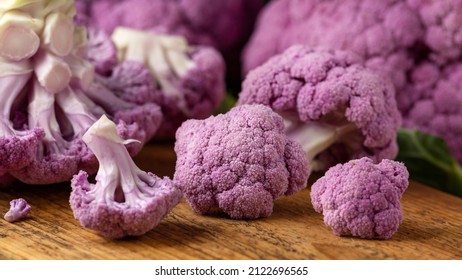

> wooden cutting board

[{"left": 0, "top": 142, "right": 461, "bottom": 259}]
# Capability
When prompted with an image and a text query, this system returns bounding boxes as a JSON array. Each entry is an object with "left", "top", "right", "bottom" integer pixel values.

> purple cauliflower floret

[
  {"left": 10, "top": 82, "right": 100, "bottom": 184},
  {"left": 310, "top": 157, "right": 409, "bottom": 239},
  {"left": 243, "top": 0, "right": 423, "bottom": 90},
  {"left": 4, "top": 198, "right": 31, "bottom": 223},
  {"left": 400, "top": 62, "right": 462, "bottom": 163},
  {"left": 174, "top": 104, "right": 309, "bottom": 219},
  {"left": 110, "top": 28, "right": 225, "bottom": 137},
  {"left": 70, "top": 115, "right": 183, "bottom": 239},
  {"left": 238, "top": 46, "right": 402, "bottom": 171}
]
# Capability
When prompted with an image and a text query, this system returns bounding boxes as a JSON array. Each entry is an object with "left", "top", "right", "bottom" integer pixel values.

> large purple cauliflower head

[
  {"left": 174, "top": 104, "right": 309, "bottom": 219},
  {"left": 238, "top": 46, "right": 402, "bottom": 170},
  {"left": 243, "top": 0, "right": 423, "bottom": 89},
  {"left": 311, "top": 157, "right": 409, "bottom": 239}
]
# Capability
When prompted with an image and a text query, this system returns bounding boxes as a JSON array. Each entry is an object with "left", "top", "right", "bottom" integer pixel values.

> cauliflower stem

[
  {"left": 286, "top": 121, "right": 357, "bottom": 166},
  {"left": 70, "top": 115, "right": 183, "bottom": 238},
  {"left": 84, "top": 117, "right": 158, "bottom": 205}
]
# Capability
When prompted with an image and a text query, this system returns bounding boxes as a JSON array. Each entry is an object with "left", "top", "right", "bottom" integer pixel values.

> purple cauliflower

[
  {"left": 238, "top": 46, "right": 402, "bottom": 171},
  {"left": 243, "top": 0, "right": 424, "bottom": 90},
  {"left": 76, "top": 0, "right": 263, "bottom": 87},
  {"left": 407, "top": 0, "right": 462, "bottom": 64},
  {"left": 70, "top": 115, "right": 183, "bottom": 239},
  {"left": 4, "top": 198, "right": 31, "bottom": 223},
  {"left": 0, "top": 2, "right": 163, "bottom": 185},
  {"left": 243, "top": 0, "right": 462, "bottom": 165},
  {"left": 174, "top": 104, "right": 309, "bottom": 219},
  {"left": 110, "top": 27, "right": 226, "bottom": 136},
  {"left": 310, "top": 157, "right": 409, "bottom": 239},
  {"left": 400, "top": 62, "right": 462, "bottom": 163},
  {"left": 76, "top": 0, "right": 263, "bottom": 54},
  {"left": 243, "top": 0, "right": 462, "bottom": 110}
]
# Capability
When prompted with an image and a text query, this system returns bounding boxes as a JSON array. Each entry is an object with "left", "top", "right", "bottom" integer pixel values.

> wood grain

[{"left": 0, "top": 142, "right": 461, "bottom": 260}]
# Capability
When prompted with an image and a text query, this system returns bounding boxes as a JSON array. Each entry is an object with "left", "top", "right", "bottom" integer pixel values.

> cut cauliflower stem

[
  {"left": 174, "top": 104, "right": 309, "bottom": 219},
  {"left": 311, "top": 157, "right": 409, "bottom": 239},
  {"left": 0, "top": 1, "right": 163, "bottom": 185},
  {"left": 111, "top": 27, "right": 225, "bottom": 137},
  {"left": 70, "top": 115, "right": 183, "bottom": 239}
]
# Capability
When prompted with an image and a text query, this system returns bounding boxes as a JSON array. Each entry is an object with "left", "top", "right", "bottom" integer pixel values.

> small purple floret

[
  {"left": 4, "top": 198, "right": 31, "bottom": 223},
  {"left": 310, "top": 157, "right": 409, "bottom": 239}
]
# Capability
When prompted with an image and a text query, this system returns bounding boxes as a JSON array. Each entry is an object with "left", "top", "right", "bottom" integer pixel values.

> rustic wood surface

[{"left": 0, "top": 142, "right": 461, "bottom": 260}]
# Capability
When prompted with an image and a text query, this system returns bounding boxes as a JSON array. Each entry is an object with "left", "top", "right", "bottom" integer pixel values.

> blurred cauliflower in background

[{"left": 76, "top": 0, "right": 264, "bottom": 91}]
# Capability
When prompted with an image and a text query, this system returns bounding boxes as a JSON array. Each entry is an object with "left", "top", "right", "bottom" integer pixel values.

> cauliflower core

[
  {"left": 174, "top": 104, "right": 309, "bottom": 219},
  {"left": 311, "top": 157, "right": 409, "bottom": 239}
]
